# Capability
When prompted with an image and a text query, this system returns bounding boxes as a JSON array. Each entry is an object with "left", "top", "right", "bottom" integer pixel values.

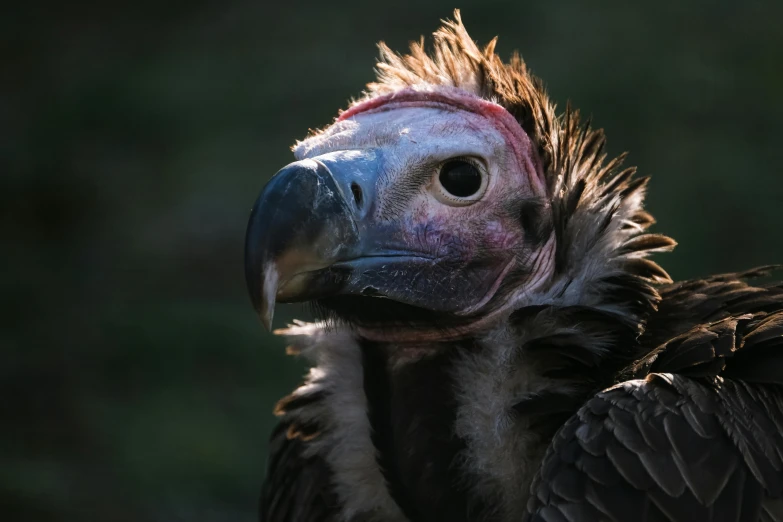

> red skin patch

[{"left": 338, "top": 88, "right": 546, "bottom": 195}]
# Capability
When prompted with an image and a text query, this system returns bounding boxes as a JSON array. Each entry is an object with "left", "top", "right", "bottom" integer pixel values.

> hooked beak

[{"left": 244, "top": 158, "right": 361, "bottom": 330}]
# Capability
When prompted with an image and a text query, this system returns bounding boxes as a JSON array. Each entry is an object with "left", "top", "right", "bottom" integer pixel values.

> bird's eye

[
  {"left": 433, "top": 159, "right": 488, "bottom": 206},
  {"left": 440, "top": 160, "right": 482, "bottom": 197}
]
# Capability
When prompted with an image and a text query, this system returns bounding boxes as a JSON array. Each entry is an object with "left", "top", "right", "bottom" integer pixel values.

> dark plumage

[{"left": 247, "top": 12, "right": 783, "bottom": 522}]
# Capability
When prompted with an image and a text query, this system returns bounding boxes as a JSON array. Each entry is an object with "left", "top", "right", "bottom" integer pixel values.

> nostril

[{"left": 350, "top": 182, "right": 363, "bottom": 210}]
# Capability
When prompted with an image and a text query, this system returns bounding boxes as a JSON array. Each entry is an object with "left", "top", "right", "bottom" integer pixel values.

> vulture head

[{"left": 245, "top": 12, "right": 673, "bottom": 344}]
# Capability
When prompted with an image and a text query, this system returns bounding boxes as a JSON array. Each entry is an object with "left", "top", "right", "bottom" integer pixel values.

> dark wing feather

[
  {"left": 630, "top": 268, "right": 783, "bottom": 385},
  {"left": 525, "top": 376, "right": 783, "bottom": 521},
  {"left": 259, "top": 422, "right": 338, "bottom": 522},
  {"left": 527, "top": 268, "right": 783, "bottom": 521},
  {"left": 628, "top": 311, "right": 783, "bottom": 384},
  {"left": 640, "top": 266, "right": 783, "bottom": 351}
]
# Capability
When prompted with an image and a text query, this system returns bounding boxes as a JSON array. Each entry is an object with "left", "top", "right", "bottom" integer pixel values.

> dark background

[{"left": 4, "top": 1, "right": 782, "bottom": 520}]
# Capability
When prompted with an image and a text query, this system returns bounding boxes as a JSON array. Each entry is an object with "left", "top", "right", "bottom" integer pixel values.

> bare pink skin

[
  {"left": 294, "top": 87, "right": 556, "bottom": 342},
  {"left": 337, "top": 88, "right": 547, "bottom": 194}
]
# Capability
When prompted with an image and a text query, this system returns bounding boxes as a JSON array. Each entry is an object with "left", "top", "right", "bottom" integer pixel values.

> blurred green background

[{"left": 3, "top": 1, "right": 782, "bottom": 520}]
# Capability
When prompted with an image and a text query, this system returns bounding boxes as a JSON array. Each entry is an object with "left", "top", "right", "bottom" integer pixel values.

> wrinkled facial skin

[{"left": 245, "top": 90, "right": 556, "bottom": 336}]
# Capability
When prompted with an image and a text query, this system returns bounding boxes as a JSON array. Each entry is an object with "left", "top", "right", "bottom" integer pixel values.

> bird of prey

[{"left": 244, "top": 11, "right": 783, "bottom": 522}]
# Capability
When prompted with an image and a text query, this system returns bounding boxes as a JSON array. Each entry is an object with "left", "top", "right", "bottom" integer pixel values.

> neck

[
  {"left": 361, "top": 339, "right": 483, "bottom": 522},
  {"left": 274, "top": 305, "right": 638, "bottom": 521}
]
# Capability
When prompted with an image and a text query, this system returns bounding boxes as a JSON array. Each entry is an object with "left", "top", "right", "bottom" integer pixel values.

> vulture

[{"left": 244, "top": 12, "right": 783, "bottom": 522}]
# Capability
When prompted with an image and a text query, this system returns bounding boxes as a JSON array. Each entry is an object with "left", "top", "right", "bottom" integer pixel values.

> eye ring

[{"left": 431, "top": 158, "right": 488, "bottom": 207}]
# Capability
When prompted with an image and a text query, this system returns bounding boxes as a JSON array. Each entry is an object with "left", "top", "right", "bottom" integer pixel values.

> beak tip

[
  {"left": 260, "top": 308, "right": 274, "bottom": 332},
  {"left": 258, "top": 263, "right": 279, "bottom": 332}
]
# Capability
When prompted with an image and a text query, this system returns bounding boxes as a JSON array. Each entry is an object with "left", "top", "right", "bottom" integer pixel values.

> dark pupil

[{"left": 439, "top": 160, "right": 482, "bottom": 198}]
